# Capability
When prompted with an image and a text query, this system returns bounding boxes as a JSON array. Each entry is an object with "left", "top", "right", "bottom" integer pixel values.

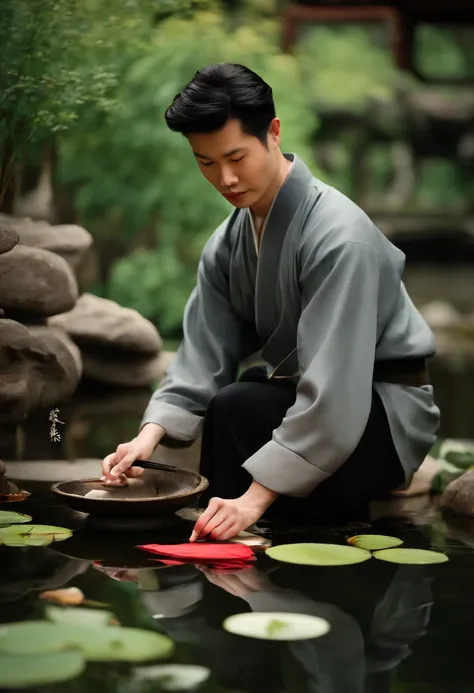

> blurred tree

[{"left": 0, "top": 0, "right": 208, "bottom": 210}]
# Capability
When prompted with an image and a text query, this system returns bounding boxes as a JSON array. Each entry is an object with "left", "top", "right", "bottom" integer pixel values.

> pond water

[{"left": 1, "top": 473, "right": 474, "bottom": 692}]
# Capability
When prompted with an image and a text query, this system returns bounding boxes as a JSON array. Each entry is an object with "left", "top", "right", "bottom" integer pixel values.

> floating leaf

[
  {"left": 347, "top": 535, "right": 403, "bottom": 551},
  {"left": 133, "top": 664, "right": 211, "bottom": 690},
  {"left": 223, "top": 612, "right": 330, "bottom": 641},
  {"left": 266, "top": 543, "right": 371, "bottom": 566},
  {"left": 0, "top": 650, "right": 85, "bottom": 689},
  {"left": 45, "top": 606, "right": 115, "bottom": 628},
  {"left": 373, "top": 548, "right": 449, "bottom": 565},
  {"left": 0, "top": 620, "right": 174, "bottom": 661},
  {"left": 0, "top": 524, "right": 72, "bottom": 547},
  {"left": 0, "top": 511, "right": 32, "bottom": 524}
]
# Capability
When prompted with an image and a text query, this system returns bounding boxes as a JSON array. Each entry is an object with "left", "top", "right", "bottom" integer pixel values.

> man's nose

[{"left": 219, "top": 166, "right": 238, "bottom": 189}]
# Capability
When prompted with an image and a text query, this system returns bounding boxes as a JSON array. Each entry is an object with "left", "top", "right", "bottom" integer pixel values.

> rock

[
  {"left": 0, "top": 213, "right": 92, "bottom": 268},
  {"left": 0, "top": 319, "right": 82, "bottom": 422},
  {"left": 0, "top": 223, "right": 19, "bottom": 255},
  {"left": 440, "top": 469, "right": 474, "bottom": 517},
  {"left": 80, "top": 347, "right": 163, "bottom": 387},
  {"left": 419, "top": 300, "right": 463, "bottom": 330},
  {"left": 26, "top": 325, "right": 82, "bottom": 410},
  {"left": 0, "top": 245, "right": 78, "bottom": 318},
  {"left": 49, "top": 293, "right": 162, "bottom": 355},
  {"left": 0, "top": 319, "right": 30, "bottom": 423}
]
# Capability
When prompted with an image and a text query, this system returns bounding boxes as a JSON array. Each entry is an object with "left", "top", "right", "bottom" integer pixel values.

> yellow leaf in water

[{"left": 40, "top": 587, "right": 84, "bottom": 606}]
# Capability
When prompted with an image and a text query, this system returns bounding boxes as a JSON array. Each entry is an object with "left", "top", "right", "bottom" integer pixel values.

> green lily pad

[
  {"left": 45, "top": 606, "right": 115, "bottom": 628},
  {"left": 133, "top": 664, "right": 211, "bottom": 690},
  {"left": 223, "top": 612, "right": 330, "bottom": 641},
  {"left": 0, "top": 620, "right": 174, "bottom": 662},
  {"left": 0, "top": 650, "right": 85, "bottom": 688},
  {"left": 373, "top": 548, "right": 449, "bottom": 565},
  {"left": 0, "top": 511, "right": 32, "bottom": 524},
  {"left": 0, "top": 524, "right": 72, "bottom": 547},
  {"left": 347, "top": 534, "right": 403, "bottom": 551},
  {"left": 266, "top": 543, "right": 371, "bottom": 566}
]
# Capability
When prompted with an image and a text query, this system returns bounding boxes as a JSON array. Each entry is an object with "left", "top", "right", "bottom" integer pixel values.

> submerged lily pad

[
  {"left": 45, "top": 606, "right": 115, "bottom": 628},
  {"left": 133, "top": 664, "right": 211, "bottom": 691},
  {"left": 0, "top": 511, "right": 32, "bottom": 524},
  {"left": 223, "top": 612, "right": 330, "bottom": 641},
  {"left": 266, "top": 543, "right": 371, "bottom": 566},
  {"left": 0, "top": 620, "right": 174, "bottom": 661},
  {"left": 347, "top": 534, "right": 403, "bottom": 551},
  {"left": 0, "top": 524, "right": 72, "bottom": 547},
  {"left": 373, "top": 548, "right": 449, "bottom": 565},
  {"left": 0, "top": 650, "right": 84, "bottom": 688}
]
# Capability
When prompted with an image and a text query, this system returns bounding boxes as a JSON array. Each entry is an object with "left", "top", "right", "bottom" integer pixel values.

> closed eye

[
  {"left": 230, "top": 156, "right": 244, "bottom": 163},
  {"left": 198, "top": 161, "right": 213, "bottom": 167}
]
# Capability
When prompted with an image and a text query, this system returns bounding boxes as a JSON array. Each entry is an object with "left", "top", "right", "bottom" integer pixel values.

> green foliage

[
  {"left": 58, "top": 10, "right": 317, "bottom": 336},
  {"left": 295, "top": 25, "right": 400, "bottom": 110},
  {"left": 0, "top": 0, "right": 209, "bottom": 200}
]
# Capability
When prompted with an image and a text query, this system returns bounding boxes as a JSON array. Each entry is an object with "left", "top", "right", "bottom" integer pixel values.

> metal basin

[{"left": 51, "top": 469, "right": 208, "bottom": 518}]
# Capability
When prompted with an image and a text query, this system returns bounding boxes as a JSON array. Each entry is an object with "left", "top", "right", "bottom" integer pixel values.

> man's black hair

[{"left": 165, "top": 63, "right": 276, "bottom": 143}]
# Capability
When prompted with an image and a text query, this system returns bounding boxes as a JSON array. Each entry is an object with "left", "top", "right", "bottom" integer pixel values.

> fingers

[{"left": 190, "top": 498, "right": 224, "bottom": 542}]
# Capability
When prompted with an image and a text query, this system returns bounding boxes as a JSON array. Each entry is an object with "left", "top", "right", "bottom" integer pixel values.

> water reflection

[{"left": 1, "top": 500, "right": 474, "bottom": 692}]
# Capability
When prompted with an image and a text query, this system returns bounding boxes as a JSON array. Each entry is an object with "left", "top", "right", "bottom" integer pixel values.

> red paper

[{"left": 137, "top": 543, "right": 256, "bottom": 563}]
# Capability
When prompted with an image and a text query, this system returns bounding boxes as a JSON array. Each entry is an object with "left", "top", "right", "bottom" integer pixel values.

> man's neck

[{"left": 249, "top": 154, "right": 292, "bottom": 233}]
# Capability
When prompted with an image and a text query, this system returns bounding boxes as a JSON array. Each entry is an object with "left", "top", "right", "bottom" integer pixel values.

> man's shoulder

[{"left": 303, "top": 178, "right": 388, "bottom": 251}]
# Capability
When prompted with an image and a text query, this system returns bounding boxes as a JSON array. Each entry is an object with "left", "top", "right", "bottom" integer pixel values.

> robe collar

[{"left": 254, "top": 153, "right": 314, "bottom": 342}]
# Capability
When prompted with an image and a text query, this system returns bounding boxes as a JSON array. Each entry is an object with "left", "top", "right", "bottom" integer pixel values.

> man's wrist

[
  {"left": 242, "top": 480, "right": 279, "bottom": 511},
  {"left": 138, "top": 422, "right": 166, "bottom": 449}
]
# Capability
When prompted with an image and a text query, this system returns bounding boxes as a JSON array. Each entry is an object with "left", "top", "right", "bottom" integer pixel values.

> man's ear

[{"left": 268, "top": 118, "right": 281, "bottom": 149}]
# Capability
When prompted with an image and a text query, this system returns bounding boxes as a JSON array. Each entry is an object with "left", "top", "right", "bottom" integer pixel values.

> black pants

[{"left": 198, "top": 367, "right": 405, "bottom": 523}]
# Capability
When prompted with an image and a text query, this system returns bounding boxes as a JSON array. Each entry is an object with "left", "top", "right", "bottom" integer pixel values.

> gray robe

[{"left": 141, "top": 153, "right": 440, "bottom": 497}]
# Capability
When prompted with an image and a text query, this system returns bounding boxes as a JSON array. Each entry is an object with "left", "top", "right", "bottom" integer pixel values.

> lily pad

[
  {"left": 0, "top": 620, "right": 174, "bottom": 661},
  {"left": 45, "top": 606, "right": 115, "bottom": 628},
  {"left": 266, "top": 543, "right": 371, "bottom": 566},
  {"left": 133, "top": 664, "right": 211, "bottom": 690},
  {"left": 223, "top": 612, "right": 330, "bottom": 641},
  {"left": 373, "top": 548, "right": 449, "bottom": 565},
  {"left": 0, "top": 650, "right": 85, "bottom": 688},
  {"left": 0, "top": 524, "right": 72, "bottom": 547},
  {"left": 0, "top": 511, "right": 32, "bottom": 524},
  {"left": 347, "top": 534, "right": 403, "bottom": 551}
]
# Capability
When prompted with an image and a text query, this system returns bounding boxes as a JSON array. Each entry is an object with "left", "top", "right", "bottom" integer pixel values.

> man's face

[{"left": 187, "top": 117, "right": 281, "bottom": 209}]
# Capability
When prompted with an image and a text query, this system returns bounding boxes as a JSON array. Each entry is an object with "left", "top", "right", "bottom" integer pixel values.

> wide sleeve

[
  {"left": 243, "top": 241, "right": 381, "bottom": 496},
  {"left": 139, "top": 234, "right": 259, "bottom": 443}
]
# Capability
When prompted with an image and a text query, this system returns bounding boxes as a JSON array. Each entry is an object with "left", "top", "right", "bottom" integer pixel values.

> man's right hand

[{"left": 101, "top": 423, "right": 166, "bottom": 481}]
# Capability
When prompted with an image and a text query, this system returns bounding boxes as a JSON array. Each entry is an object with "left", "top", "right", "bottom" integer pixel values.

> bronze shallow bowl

[{"left": 51, "top": 469, "right": 209, "bottom": 518}]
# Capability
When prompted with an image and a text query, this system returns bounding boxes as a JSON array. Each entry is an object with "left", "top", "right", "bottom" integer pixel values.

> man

[{"left": 102, "top": 63, "right": 440, "bottom": 541}]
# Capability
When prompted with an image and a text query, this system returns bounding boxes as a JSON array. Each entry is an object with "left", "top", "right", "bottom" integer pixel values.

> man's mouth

[{"left": 224, "top": 191, "right": 245, "bottom": 200}]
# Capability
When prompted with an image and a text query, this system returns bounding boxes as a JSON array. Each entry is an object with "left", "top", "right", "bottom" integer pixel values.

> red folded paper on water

[{"left": 137, "top": 542, "right": 256, "bottom": 563}]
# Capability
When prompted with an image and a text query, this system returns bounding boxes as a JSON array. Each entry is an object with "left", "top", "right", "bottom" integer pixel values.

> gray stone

[
  {"left": 440, "top": 469, "right": 474, "bottom": 517},
  {"left": 26, "top": 325, "right": 82, "bottom": 410},
  {"left": 0, "top": 213, "right": 92, "bottom": 268},
  {"left": 0, "top": 224, "right": 19, "bottom": 255},
  {"left": 80, "top": 347, "right": 163, "bottom": 387},
  {"left": 0, "top": 319, "right": 82, "bottom": 422},
  {"left": 0, "top": 245, "right": 78, "bottom": 318},
  {"left": 49, "top": 292, "right": 162, "bottom": 355}
]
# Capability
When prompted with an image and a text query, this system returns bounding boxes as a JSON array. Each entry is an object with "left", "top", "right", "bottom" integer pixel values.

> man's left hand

[{"left": 189, "top": 482, "right": 279, "bottom": 542}]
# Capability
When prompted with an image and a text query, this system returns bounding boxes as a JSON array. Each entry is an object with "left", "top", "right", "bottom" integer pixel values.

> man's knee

[{"left": 207, "top": 381, "right": 254, "bottom": 417}]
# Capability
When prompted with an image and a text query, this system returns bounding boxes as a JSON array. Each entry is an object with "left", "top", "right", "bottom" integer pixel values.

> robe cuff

[
  {"left": 139, "top": 401, "right": 203, "bottom": 442},
  {"left": 242, "top": 440, "right": 330, "bottom": 498}
]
